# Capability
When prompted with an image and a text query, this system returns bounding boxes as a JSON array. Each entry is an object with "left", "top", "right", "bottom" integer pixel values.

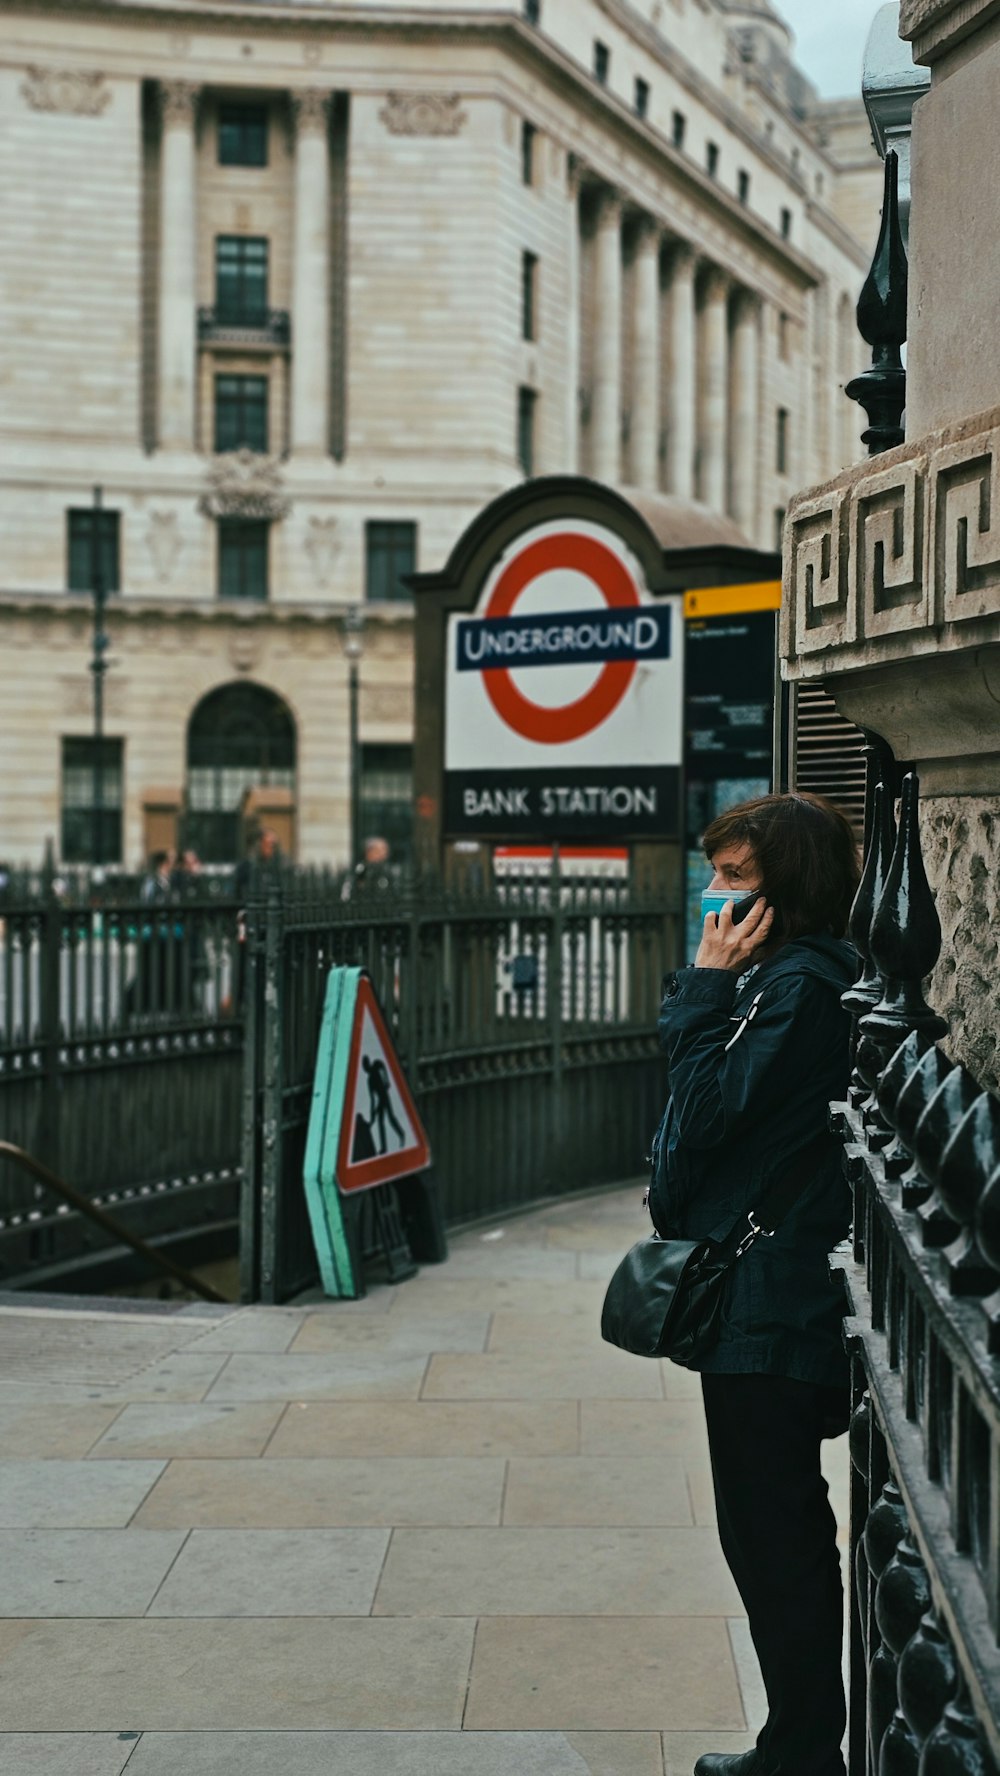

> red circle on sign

[{"left": 482, "top": 533, "right": 641, "bottom": 745}]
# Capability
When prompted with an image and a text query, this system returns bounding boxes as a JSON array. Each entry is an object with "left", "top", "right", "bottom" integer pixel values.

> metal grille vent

[{"left": 790, "top": 682, "right": 867, "bottom": 835}]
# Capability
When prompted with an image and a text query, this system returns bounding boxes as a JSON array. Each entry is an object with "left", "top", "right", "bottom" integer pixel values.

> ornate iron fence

[
  {"left": 833, "top": 755, "right": 1000, "bottom": 1775},
  {"left": 240, "top": 867, "right": 676, "bottom": 1303},
  {"left": 0, "top": 867, "right": 243, "bottom": 1288}
]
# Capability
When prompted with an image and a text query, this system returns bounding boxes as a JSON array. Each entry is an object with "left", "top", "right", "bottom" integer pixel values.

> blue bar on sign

[{"left": 456, "top": 605, "right": 671, "bottom": 671}]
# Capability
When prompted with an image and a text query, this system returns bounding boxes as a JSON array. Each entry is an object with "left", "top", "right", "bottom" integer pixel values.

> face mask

[{"left": 701, "top": 887, "right": 763, "bottom": 926}]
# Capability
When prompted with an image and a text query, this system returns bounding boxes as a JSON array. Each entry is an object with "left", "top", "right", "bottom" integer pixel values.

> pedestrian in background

[{"left": 648, "top": 792, "right": 860, "bottom": 1776}]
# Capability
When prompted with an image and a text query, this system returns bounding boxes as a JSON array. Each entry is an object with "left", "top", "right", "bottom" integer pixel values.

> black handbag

[{"left": 601, "top": 1132, "right": 832, "bottom": 1366}]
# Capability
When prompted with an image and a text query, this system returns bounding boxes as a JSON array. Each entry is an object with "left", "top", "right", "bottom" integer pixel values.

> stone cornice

[
  {"left": 900, "top": 0, "right": 1000, "bottom": 62},
  {"left": 782, "top": 402, "right": 1000, "bottom": 681},
  {"left": 0, "top": 590, "right": 415, "bottom": 628},
  {"left": 0, "top": 4, "right": 867, "bottom": 279}
]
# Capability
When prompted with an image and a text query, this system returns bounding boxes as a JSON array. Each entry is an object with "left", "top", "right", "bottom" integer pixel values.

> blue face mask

[{"left": 701, "top": 886, "right": 763, "bottom": 925}]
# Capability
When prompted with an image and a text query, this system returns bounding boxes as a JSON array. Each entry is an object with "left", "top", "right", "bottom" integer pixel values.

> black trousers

[{"left": 701, "top": 1372, "right": 848, "bottom": 1776}]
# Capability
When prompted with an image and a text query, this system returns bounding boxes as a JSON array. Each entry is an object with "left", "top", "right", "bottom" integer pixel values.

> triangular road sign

[{"left": 336, "top": 975, "right": 431, "bottom": 1193}]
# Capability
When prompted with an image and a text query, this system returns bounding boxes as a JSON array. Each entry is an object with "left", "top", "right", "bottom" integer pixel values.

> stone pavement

[{"left": 0, "top": 1183, "right": 849, "bottom": 1776}]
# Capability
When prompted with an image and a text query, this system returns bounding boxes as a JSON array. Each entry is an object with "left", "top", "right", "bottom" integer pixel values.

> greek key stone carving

[
  {"left": 929, "top": 428, "right": 1000, "bottom": 625},
  {"left": 379, "top": 92, "right": 467, "bottom": 137},
  {"left": 291, "top": 89, "right": 330, "bottom": 135},
  {"left": 21, "top": 67, "right": 111, "bottom": 116},
  {"left": 852, "top": 456, "right": 929, "bottom": 639},
  {"left": 146, "top": 511, "right": 181, "bottom": 583},
  {"left": 198, "top": 451, "right": 291, "bottom": 522},
  {"left": 159, "top": 81, "right": 200, "bottom": 127},
  {"left": 304, "top": 517, "right": 340, "bottom": 590},
  {"left": 782, "top": 487, "right": 851, "bottom": 658}
]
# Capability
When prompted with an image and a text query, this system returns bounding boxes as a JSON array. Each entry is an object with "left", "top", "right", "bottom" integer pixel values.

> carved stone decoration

[
  {"left": 291, "top": 89, "right": 330, "bottom": 136},
  {"left": 781, "top": 486, "right": 851, "bottom": 658},
  {"left": 158, "top": 80, "right": 200, "bottom": 127},
  {"left": 304, "top": 517, "right": 340, "bottom": 590},
  {"left": 929, "top": 428, "right": 1000, "bottom": 626},
  {"left": 852, "top": 456, "right": 929, "bottom": 639},
  {"left": 146, "top": 511, "right": 181, "bottom": 583},
  {"left": 21, "top": 67, "right": 111, "bottom": 116},
  {"left": 198, "top": 451, "right": 291, "bottom": 523},
  {"left": 379, "top": 92, "right": 467, "bottom": 137},
  {"left": 228, "top": 626, "right": 264, "bottom": 674}
]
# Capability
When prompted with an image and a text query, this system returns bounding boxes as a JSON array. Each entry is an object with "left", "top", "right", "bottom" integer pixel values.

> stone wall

[{"left": 922, "top": 794, "right": 1000, "bottom": 1095}]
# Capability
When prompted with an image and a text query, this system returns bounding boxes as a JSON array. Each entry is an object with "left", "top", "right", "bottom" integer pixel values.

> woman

[{"left": 648, "top": 791, "right": 859, "bottom": 1776}]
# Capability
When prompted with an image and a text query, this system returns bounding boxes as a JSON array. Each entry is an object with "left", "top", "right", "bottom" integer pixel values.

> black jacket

[{"left": 648, "top": 935, "right": 856, "bottom": 1387}]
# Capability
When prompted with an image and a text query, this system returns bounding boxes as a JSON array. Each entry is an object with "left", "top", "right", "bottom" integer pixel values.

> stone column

[
  {"left": 157, "top": 82, "right": 200, "bottom": 451},
  {"left": 565, "top": 157, "right": 583, "bottom": 473},
  {"left": 700, "top": 266, "right": 729, "bottom": 514},
  {"left": 291, "top": 90, "right": 331, "bottom": 456},
  {"left": 591, "top": 188, "right": 623, "bottom": 486},
  {"left": 630, "top": 218, "right": 662, "bottom": 490},
  {"left": 730, "top": 290, "right": 761, "bottom": 536},
  {"left": 664, "top": 243, "right": 697, "bottom": 502}
]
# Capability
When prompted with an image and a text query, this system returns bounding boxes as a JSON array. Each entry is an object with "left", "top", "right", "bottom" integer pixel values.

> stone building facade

[
  {"left": 0, "top": 0, "right": 880, "bottom": 867},
  {"left": 782, "top": 0, "right": 1000, "bottom": 1094}
]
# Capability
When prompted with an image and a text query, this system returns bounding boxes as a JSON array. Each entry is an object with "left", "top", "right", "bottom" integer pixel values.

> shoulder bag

[{"left": 601, "top": 1129, "right": 833, "bottom": 1367}]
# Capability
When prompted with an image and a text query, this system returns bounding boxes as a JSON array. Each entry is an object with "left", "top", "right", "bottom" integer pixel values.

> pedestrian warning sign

[
  {"left": 338, "top": 976, "right": 430, "bottom": 1191},
  {"left": 303, "top": 967, "right": 438, "bottom": 1299}
]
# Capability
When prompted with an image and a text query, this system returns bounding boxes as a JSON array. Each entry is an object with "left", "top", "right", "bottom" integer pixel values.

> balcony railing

[{"left": 197, "top": 307, "right": 291, "bottom": 349}]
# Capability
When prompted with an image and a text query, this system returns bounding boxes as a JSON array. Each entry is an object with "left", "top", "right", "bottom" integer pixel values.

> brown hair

[{"left": 701, "top": 792, "right": 860, "bottom": 944}]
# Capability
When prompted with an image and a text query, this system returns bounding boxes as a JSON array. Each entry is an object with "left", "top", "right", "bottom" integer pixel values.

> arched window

[{"left": 186, "top": 682, "right": 296, "bottom": 863}]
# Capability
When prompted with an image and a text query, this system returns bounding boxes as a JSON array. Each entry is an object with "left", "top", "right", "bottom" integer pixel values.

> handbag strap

[{"left": 718, "top": 1130, "right": 836, "bottom": 1261}]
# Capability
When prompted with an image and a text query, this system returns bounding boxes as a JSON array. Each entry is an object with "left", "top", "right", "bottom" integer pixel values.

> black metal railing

[
  {"left": 197, "top": 306, "right": 291, "bottom": 348},
  {"left": 240, "top": 866, "right": 677, "bottom": 1303}
]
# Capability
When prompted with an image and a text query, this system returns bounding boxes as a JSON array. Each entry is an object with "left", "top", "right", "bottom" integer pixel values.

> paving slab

[
  {"left": 0, "top": 1734, "right": 137, "bottom": 1774},
  {"left": 0, "top": 1461, "right": 164, "bottom": 1528},
  {"left": 662, "top": 1731, "right": 757, "bottom": 1775},
  {"left": 577, "top": 1252, "right": 643, "bottom": 1283},
  {"left": 386, "top": 1279, "right": 608, "bottom": 1317},
  {"left": 0, "top": 1530, "right": 185, "bottom": 1617},
  {"left": 580, "top": 1401, "right": 710, "bottom": 1457},
  {"left": 123, "top": 1730, "right": 660, "bottom": 1775},
  {"left": 465, "top": 1616, "right": 745, "bottom": 1731},
  {"left": 545, "top": 1219, "right": 646, "bottom": 1252},
  {"left": 183, "top": 1312, "right": 306, "bottom": 1355},
  {"left": 203, "top": 1352, "right": 429, "bottom": 1402},
  {"left": 414, "top": 1247, "right": 579, "bottom": 1280},
  {"left": 102, "top": 1354, "right": 232, "bottom": 1403},
  {"left": 373, "top": 1526, "right": 742, "bottom": 1616},
  {"left": 487, "top": 1312, "right": 612, "bottom": 1355},
  {"left": 288, "top": 1311, "right": 490, "bottom": 1356},
  {"left": 147, "top": 1528, "right": 389, "bottom": 1616},
  {"left": 727, "top": 1619, "right": 767, "bottom": 1735},
  {"left": 265, "top": 1399, "right": 579, "bottom": 1459},
  {"left": 0, "top": 1404, "right": 121, "bottom": 1459},
  {"left": 134, "top": 1456, "right": 505, "bottom": 1528},
  {"left": 0, "top": 1618, "right": 476, "bottom": 1730},
  {"left": 502, "top": 1457, "right": 693, "bottom": 1526},
  {"left": 87, "top": 1404, "right": 285, "bottom": 1461},
  {"left": 422, "top": 1350, "right": 664, "bottom": 1400}
]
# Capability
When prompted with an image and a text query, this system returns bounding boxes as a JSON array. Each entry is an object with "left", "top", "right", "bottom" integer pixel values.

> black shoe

[{"left": 693, "top": 1754, "right": 762, "bottom": 1776}]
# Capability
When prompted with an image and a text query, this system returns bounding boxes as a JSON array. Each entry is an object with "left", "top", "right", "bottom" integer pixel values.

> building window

[
  {"left": 706, "top": 141, "right": 719, "bottom": 178},
  {"left": 218, "top": 518, "right": 269, "bottom": 601},
  {"left": 776, "top": 407, "right": 789, "bottom": 474},
  {"left": 365, "top": 521, "right": 417, "bottom": 603},
  {"left": 594, "top": 40, "right": 610, "bottom": 85},
  {"left": 517, "top": 386, "right": 537, "bottom": 477},
  {"left": 521, "top": 120, "right": 537, "bottom": 186},
  {"left": 218, "top": 102, "right": 268, "bottom": 167},
  {"left": 187, "top": 683, "right": 295, "bottom": 865},
  {"left": 67, "top": 508, "right": 120, "bottom": 593},
  {"left": 634, "top": 77, "right": 650, "bottom": 119},
  {"left": 774, "top": 507, "right": 787, "bottom": 553},
  {"left": 61, "top": 737, "right": 123, "bottom": 864},
  {"left": 672, "top": 110, "right": 686, "bottom": 150},
  {"left": 523, "top": 0, "right": 540, "bottom": 21},
  {"left": 778, "top": 311, "right": 791, "bottom": 361},
  {"left": 780, "top": 207, "right": 792, "bottom": 240},
  {"left": 215, "top": 235, "right": 269, "bottom": 325},
  {"left": 360, "top": 744, "right": 414, "bottom": 868},
  {"left": 214, "top": 375, "right": 269, "bottom": 454},
  {"left": 521, "top": 251, "right": 538, "bottom": 342},
  {"left": 738, "top": 169, "right": 750, "bottom": 205}
]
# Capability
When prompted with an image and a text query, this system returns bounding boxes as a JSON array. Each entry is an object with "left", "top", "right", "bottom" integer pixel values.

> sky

[{"left": 773, "top": 0, "right": 886, "bottom": 99}]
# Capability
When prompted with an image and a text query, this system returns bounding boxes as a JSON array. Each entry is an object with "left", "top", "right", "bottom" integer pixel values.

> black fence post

[
  {"left": 847, "top": 148, "right": 908, "bottom": 456},
  {"left": 258, "top": 867, "right": 284, "bottom": 1305},
  {"left": 36, "top": 846, "right": 62, "bottom": 1179}
]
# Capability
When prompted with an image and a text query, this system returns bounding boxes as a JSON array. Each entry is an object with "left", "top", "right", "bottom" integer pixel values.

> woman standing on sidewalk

[{"left": 648, "top": 792, "right": 859, "bottom": 1776}]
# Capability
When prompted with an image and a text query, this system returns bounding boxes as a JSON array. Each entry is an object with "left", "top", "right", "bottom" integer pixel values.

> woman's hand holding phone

[{"left": 694, "top": 893, "right": 774, "bottom": 972}]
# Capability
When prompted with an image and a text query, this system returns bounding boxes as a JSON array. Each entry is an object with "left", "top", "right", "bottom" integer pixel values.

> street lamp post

[
  {"left": 89, "top": 485, "right": 110, "bottom": 869},
  {"left": 342, "top": 604, "right": 365, "bottom": 870}
]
